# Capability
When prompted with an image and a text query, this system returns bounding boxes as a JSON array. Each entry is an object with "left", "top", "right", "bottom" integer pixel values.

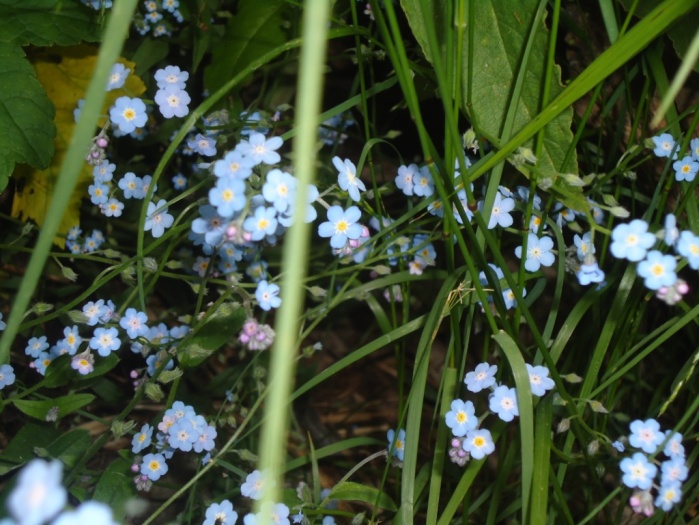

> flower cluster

[
  {"left": 132, "top": 401, "right": 217, "bottom": 491},
  {"left": 444, "top": 362, "right": 554, "bottom": 466},
  {"left": 238, "top": 318, "right": 275, "bottom": 351},
  {"left": 617, "top": 418, "right": 687, "bottom": 515}
]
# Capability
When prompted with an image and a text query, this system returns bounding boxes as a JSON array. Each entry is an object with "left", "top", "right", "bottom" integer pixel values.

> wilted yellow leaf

[{"left": 12, "top": 46, "right": 146, "bottom": 247}]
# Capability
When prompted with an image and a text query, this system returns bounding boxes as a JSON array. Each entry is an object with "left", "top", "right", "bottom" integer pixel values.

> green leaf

[
  {"left": 43, "top": 353, "right": 119, "bottom": 388},
  {"left": 204, "top": 0, "right": 289, "bottom": 95},
  {"left": 401, "top": 0, "right": 581, "bottom": 205},
  {"left": 177, "top": 302, "right": 246, "bottom": 368},
  {"left": 45, "top": 428, "right": 91, "bottom": 467},
  {"left": 461, "top": 1, "right": 578, "bottom": 180},
  {"left": 0, "top": 0, "right": 102, "bottom": 46},
  {"left": 12, "top": 393, "right": 95, "bottom": 420},
  {"left": 0, "top": 423, "right": 59, "bottom": 475},
  {"left": 329, "top": 481, "right": 397, "bottom": 512},
  {"left": 93, "top": 458, "right": 136, "bottom": 521},
  {"left": 0, "top": 42, "right": 55, "bottom": 191}
]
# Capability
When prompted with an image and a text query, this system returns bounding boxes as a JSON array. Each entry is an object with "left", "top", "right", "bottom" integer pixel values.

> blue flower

[
  {"left": 262, "top": 169, "right": 297, "bottom": 213},
  {"left": 663, "top": 431, "right": 685, "bottom": 459},
  {"left": 209, "top": 176, "right": 246, "bottom": 218},
  {"left": 244, "top": 206, "right": 278, "bottom": 241},
  {"left": 676, "top": 231, "right": 699, "bottom": 269},
  {"left": 576, "top": 262, "right": 605, "bottom": 286},
  {"left": 7, "top": 459, "right": 66, "bottom": 525},
  {"left": 655, "top": 481, "right": 682, "bottom": 511},
  {"left": 191, "top": 205, "right": 228, "bottom": 247},
  {"left": 33, "top": 351, "right": 54, "bottom": 375},
  {"left": 88, "top": 182, "right": 109, "bottom": 205},
  {"left": 25, "top": 335, "right": 49, "bottom": 358},
  {"left": 610, "top": 220, "right": 655, "bottom": 262},
  {"left": 489, "top": 385, "right": 519, "bottom": 422},
  {"left": 188, "top": 133, "right": 217, "bottom": 156},
  {"left": 214, "top": 150, "right": 254, "bottom": 179},
  {"left": 691, "top": 137, "right": 699, "bottom": 161},
  {"left": 106, "top": 62, "right": 130, "bottom": 91},
  {"left": 0, "top": 364, "right": 15, "bottom": 390},
  {"left": 109, "top": 96, "right": 147, "bottom": 133},
  {"left": 664, "top": 213, "right": 679, "bottom": 246},
  {"left": 241, "top": 469, "right": 267, "bottom": 500},
  {"left": 628, "top": 418, "right": 664, "bottom": 454},
  {"left": 464, "top": 362, "right": 497, "bottom": 393},
  {"left": 637, "top": 250, "right": 677, "bottom": 290},
  {"left": 193, "top": 424, "right": 217, "bottom": 453},
  {"left": 145, "top": 200, "right": 175, "bottom": 238},
  {"left": 278, "top": 184, "right": 319, "bottom": 227},
  {"left": 237, "top": 133, "right": 283, "bottom": 166},
  {"left": 83, "top": 299, "right": 107, "bottom": 326},
  {"left": 172, "top": 173, "right": 187, "bottom": 190},
  {"left": 154, "top": 85, "right": 190, "bottom": 118},
  {"left": 526, "top": 364, "right": 555, "bottom": 396},
  {"left": 612, "top": 441, "right": 625, "bottom": 452},
  {"left": 162, "top": 0, "right": 179, "bottom": 13},
  {"left": 203, "top": 500, "right": 238, "bottom": 525},
  {"left": 255, "top": 280, "right": 281, "bottom": 311},
  {"left": 52, "top": 501, "right": 118, "bottom": 525},
  {"left": 141, "top": 453, "right": 168, "bottom": 481},
  {"left": 413, "top": 166, "right": 434, "bottom": 197},
  {"left": 673, "top": 155, "right": 699, "bottom": 182},
  {"left": 333, "top": 156, "right": 366, "bottom": 202},
  {"left": 620, "top": 452, "right": 656, "bottom": 489},
  {"left": 387, "top": 428, "right": 406, "bottom": 461},
  {"left": 132, "top": 424, "right": 153, "bottom": 453},
  {"left": 317, "top": 205, "right": 363, "bottom": 249},
  {"left": 154, "top": 65, "right": 189, "bottom": 89},
  {"left": 168, "top": 419, "right": 199, "bottom": 452},
  {"left": 146, "top": 350, "right": 173, "bottom": 376},
  {"left": 120, "top": 308, "right": 149, "bottom": 339},
  {"left": 445, "top": 399, "right": 478, "bottom": 437},
  {"left": 89, "top": 327, "right": 121, "bottom": 357},
  {"left": 103, "top": 198, "right": 124, "bottom": 217},
  {"left": 92, "top": 160, "right": 116, "bottom": 182},
  {"left": 652, "top": 133, "right": 677, "bottom": 158},
  {"left": 240, "top": 110, "right": 269, "bottom": 136},
  {"left": 661, "top": 457, "right": 688, "bottom": 485},
  {"left": 118, "top": 172, "right": 144, "bottom": 199},
  {"left": 573, "top": 232, "right": 595, "bottom": 261},
  {"left": 396, "top": 164, "right": 418, "bottom": 196},
  {"left": 462, "top": 428, "right": 495, "bottom": 459},
  {"left": 514, "top": 233, "right": 555, "bottom": 272},
  {"left": 480, "top": 192, "right": 515, "bottom": 229}
]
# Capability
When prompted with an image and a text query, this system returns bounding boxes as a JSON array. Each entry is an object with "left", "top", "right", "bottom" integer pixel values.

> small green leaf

[
  {"left": 328, "top": 481, "right": 397, "bottom": 512},
  {"left": 177, "top": 302, "right": 246, "bottom": 367},
  {"left": 204, "top": 0, "right": 289, "bottom": 95},
  {"left": 0, "top": 0, "right": 102, "bottom": 46},
  {"left": 12, "top": 393, "right": 94, "bottom": 421},
  {"left": 0, "top": 42, "right": 55, "bottom": 191}
]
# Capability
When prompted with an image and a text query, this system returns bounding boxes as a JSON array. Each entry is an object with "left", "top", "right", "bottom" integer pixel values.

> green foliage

[
  {"left": 12, "top": 393, "right": 95, "bottom": 421},
  {"left": 204, "top": 0, "right": 290, "bottom": 96},
  {"left": 328, "top": 481, "right": 397, "bottom": 512},
  {"left": 0, "top": 0, "right": 102, "bottom": 190},
  {"left": 93, "top": 458, "right": 136, "bottom": 521},
  {"left": 177, "top": 302, "right": 246, "bottom": 367},
  {"left": 0, "top": 43, "right": 55, "bottom": 192}
]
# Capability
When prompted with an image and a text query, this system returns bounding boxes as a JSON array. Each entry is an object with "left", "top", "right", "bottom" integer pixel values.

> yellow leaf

[{"left": 12, "top": 46, "right": 146, "bottom": 247}]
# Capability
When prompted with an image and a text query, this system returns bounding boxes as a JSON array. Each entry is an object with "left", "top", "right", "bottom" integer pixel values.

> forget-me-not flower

[
  {"left": 514, "top": 233, "right": 555, "bottom": 272},
  {"left": 637, "top": 250, "right": 677, "bottom": 290},
  {"left": 610, "top": 220, "right": 655, "bottom": 262}
]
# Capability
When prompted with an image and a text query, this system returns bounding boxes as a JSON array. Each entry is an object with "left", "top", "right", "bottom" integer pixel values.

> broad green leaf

[
  {"left": 0, "top": 422, "right": 59, "bottom": 475},
  {"left": 43, "top": 353, "right": 120, "bottom": 388},
  {"left": 461, "top": 1, "right": 578, "bottom": 181},
  {"left": 204, "top": 0, "right": 289, "bottom": 95},
  {"left": 93, "top": 458, "right": 136, "bottom": 521},
  {"left": 401, "top": 0, "right": 581, "bottom": 206},
  {"left": 0, "top": 0, "right": 102, "bottom": 46},
  {"left": 177, "top": 302, "right": 246, "bottom": 367},
  {"left": 12, "top": 393, "right": 95, "bottom": 421},
  {"left": 0, "top": 42, "right": 55, "bottom": 191},
  {"left": 329, "top": 481, "right": 398, "bottom": 512}
]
